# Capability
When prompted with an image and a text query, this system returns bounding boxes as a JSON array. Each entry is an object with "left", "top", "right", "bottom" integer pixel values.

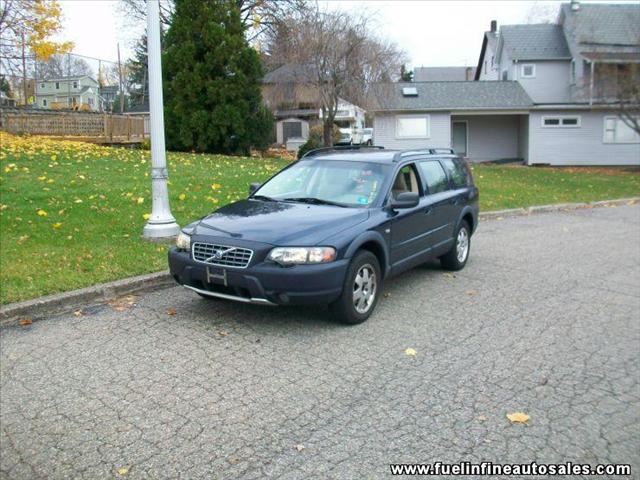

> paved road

[{"left": 1, "top": 205, "right": 639, "bottom": 479}]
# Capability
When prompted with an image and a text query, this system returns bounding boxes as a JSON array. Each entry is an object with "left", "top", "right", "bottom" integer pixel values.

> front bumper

[{"left": 168, "top": 247, "right": 348, "bottom": 306}]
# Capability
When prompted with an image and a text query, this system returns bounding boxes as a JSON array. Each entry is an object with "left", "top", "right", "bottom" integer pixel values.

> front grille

[{"left": 192, "top": 242, "right": 253, "bottom": 268}]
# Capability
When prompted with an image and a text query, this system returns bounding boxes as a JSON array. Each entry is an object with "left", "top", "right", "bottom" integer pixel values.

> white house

[
  {"left": 373, "top": 2, "right": 640, "bottom": 166},
  {"left": 36, "top": 76, "right": 101, "bottom": 112}
]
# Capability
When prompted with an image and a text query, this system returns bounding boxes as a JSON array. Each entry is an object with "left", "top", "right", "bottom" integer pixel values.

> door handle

[
  {"left": 424, "top": 207, "right": 433, "bottom": 215},
  {"left": 451, "top": 198, "right": 460, "bottom": 206}
]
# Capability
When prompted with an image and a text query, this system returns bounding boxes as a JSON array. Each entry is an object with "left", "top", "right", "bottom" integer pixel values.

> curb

[
  {"left": 0, "top": 271, "right": 174, "bottom": 326},
  {"left": 1, "top": 197, "right": 638, "bottom": 326},
  {"left": 479, "top": 197, "right": 639, "bottom": 220}
]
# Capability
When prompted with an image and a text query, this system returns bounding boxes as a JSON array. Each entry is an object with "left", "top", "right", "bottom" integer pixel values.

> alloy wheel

[
  {"left": 456, "top": 227, "right": 469, "bottom": 263},
  {"left": 353, "top": 264, "right": 377, "bottom": 314}
]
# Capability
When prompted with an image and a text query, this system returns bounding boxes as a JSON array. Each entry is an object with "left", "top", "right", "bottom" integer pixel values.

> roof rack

[
  {"left": 393, "top": 148, "right": 456, "bottom": 162},
  {"left": 302, "top": 145, "right": 385, "bottom": 158}
]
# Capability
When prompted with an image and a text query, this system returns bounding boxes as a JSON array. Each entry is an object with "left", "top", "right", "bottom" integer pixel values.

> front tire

[
  {"left": 329, "top": 250, "right": 381, "bottom": 325},
  {"left": 440, "top": 220, "right": 471, "bottom": 271}
]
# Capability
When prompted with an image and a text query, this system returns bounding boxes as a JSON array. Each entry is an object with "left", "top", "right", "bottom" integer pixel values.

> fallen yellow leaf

[
  {"left": 137, "top": 197, "right": 144, "bottom": 204},
  {"left": 52, "top": 222, "right": 62, "bottom": 229},
  {"left": 404, "top": 347, "right": 417, "bottom": 357},
  {"left": 178, "top": 193, "right": 186, "bottom": 201},
  {"left": 506, "top": 412, "right": 530, "bottom": 424},
  {"left": 36, "top": 209, "right": 48, "bottom": 217},
  {"left": 166, "top": 308, "right": 177, "bottom": 316},
  {"left": 294, "top": 444, "right": 305, "bottom": 452},
  {"left": 116, "top": 467, "right": 128, "bottom": 475},
  {"left": 143, "top": 213, "right": 151, "bottom": 220}
]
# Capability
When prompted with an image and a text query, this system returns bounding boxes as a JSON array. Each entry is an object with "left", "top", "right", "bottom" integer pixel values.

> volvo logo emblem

[{"left": 205, "top": 247, "right": 236, "bottom": 263}]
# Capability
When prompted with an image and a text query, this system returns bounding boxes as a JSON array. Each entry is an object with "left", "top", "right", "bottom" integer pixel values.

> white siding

[
  {"left": 478, "top": 45, "right": 499, "bottom": 81},
  {"left": 528, "top": 110, "right": 640, "bottom": 166},
  {"left": 452, "top": 115, "right": 523, "bottom": 162},
  {"left": 516, "top": 60, "right": 571, "bottom": 104},
  {"left": 373, "top": 112, "right": 451, "bottom": 150}
]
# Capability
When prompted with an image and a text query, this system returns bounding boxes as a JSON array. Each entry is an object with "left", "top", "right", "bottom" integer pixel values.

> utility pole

[
  {"left": 117, "top": 43, "right": 124, "bottom": 113},
  {"left": 142, "top": 0, "right": 180, "bottom": 241},
  {"left": 21, "top": 32, "right": 27, "bottom": 105},
  {"left": 67, "top": 52, "right": 71, "bottom": 108}
]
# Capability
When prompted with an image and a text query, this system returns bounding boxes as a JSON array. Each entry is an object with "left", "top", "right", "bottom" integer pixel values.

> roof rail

[
  {"left": 302, "top": 145, "right": 385, "bottom": 158},
  {"left": 396, "top": 148, "right": 456, "bottom": 160}
]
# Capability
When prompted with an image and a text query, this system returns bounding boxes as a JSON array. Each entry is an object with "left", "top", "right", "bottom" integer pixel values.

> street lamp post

[{"left": 143, "top": 0, "right": 180, "bottom": 240}]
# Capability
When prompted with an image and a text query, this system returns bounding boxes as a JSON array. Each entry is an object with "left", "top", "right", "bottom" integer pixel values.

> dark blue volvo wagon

[{"left": 169, "top": 146, "right": 479, "bottom": 324}]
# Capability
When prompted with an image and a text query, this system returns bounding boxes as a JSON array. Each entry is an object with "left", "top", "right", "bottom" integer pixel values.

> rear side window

[
  {"left": 418, "top": 161, "right": 449, "bottom": 194},
  {"left": 440, "top": 158, "right": 470, "bottom": 188}
]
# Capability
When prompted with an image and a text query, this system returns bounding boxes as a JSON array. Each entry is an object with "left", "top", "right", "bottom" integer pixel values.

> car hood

[{"left": 192, "top": 199, "right": 369, "bottom": 246}]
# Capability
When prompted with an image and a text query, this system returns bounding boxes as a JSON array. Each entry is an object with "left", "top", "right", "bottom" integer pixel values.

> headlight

[
  {"left": 268, "top": 247, "right": 336, "bottom": 265},
  {"left": 175, "top": 232, "right": 191, "bottom": 251}
]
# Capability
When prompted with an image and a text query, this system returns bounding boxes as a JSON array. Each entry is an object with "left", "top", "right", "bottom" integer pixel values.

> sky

[{"left": 54, "top": 1, "right": 622, "bottom": 68}]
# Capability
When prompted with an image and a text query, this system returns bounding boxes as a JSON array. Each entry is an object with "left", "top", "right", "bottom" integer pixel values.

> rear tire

[
  {"left": 440, "top": 220, "right": 471, "bottom": 271},
  {"left": 329, "top": 251, "right": 381, "bottom": 325}
]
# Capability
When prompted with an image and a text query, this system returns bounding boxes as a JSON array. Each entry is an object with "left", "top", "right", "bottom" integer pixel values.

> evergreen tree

[{"left": 162, "top": 0, "right": 272, "bottom": 154}]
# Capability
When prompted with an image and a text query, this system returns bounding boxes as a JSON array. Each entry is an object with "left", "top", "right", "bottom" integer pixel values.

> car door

[
  {"left": 417, "top": 159, "right": 457, "bottom": 249},
  {"left": 388, "top": 163, "right": 427, "bottom": 269},
  {"left": 439, "top": 157, "right": 471, "bottom": 231}
]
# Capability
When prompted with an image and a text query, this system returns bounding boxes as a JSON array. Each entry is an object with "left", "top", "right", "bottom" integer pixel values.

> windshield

[{"left": 255, "top": 160, "right": 390, "bottom": 208}]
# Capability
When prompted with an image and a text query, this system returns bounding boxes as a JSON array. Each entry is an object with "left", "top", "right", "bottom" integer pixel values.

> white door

[{"left": 452, "top": 121, "right": 468, "bottom": 156}]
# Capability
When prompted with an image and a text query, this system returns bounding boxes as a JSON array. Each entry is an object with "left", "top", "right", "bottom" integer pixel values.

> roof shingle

[
  {"left": 499, "top": 24, "right": 571, "bottom": 60},
  {"left": 371, "top": 81, "right": 533, "bottom": 111}
]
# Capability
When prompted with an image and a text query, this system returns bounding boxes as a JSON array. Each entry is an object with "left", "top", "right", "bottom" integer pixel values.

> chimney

[
  {"left": 570, "top": 0, "right": 580, "bottom": 11},
  {"left": 490, "top": 20, "right": 497, "bottom": 32}
]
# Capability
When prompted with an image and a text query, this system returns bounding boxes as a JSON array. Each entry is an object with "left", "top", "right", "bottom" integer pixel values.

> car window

[
  {"left": 418, "top": 161, "right": 449, "bottom": 194},
  {"left": 440, "top": 158, "right": 470, "bottom": 188},
  {"left": 256, "top": 160, "right": 389, "bottom": 207},
  {"left": 391, "top": 164, "right": 420, "bottom": 199}
]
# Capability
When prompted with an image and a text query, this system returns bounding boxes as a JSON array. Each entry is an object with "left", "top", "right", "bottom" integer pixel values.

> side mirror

[
  {"left": 249, "top": 182, "right": 261, "bottom": 195},
  {"left": 390, "top": 192, "right": 419, "bottom": 209}
]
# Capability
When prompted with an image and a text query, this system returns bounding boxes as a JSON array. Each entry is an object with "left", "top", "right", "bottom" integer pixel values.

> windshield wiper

[
  {"left": 251, "top": 195, "right": 278, "bottom": 202},
  {"left": 283, "top": 197, "right": 348, "bottom": 208}
]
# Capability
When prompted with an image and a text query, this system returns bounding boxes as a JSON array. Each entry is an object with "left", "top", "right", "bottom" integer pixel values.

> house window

[
  {"left": 502, "top": 70, "right": 508, "bottom": 81},
  {"left": 42, "top": 98, "right": 47, "bottom": 106},
  {"left": 542, "top": 116, "right": 581, "bottom": 128},
  {"left": 521, "top": 64, "right": 536, "bottom": 78},
  {"left": 40, "top": 83, "right": 45, "bottom": 89},
  {"left": 603, "top": 116, "right": 640, "bottom": 143},
  {"left": 73, "top": 81, "right": 78, "bottom": 88},
  {"left": 88, "top": 97, "right": 94, "bottom": 106},
  {"left": 55, "top": 82, "right": 60, "bottom": 89},
  {"left": 396, "top": 115, "right": 430, "bottom": 139},
  {"left": 570, "top": 59, "right": 576, "bottom": 84}
]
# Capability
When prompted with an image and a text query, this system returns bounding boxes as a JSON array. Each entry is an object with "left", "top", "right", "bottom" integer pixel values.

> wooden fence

[{"left": 0, "top": 110, "right": 147, "bottom": 143}]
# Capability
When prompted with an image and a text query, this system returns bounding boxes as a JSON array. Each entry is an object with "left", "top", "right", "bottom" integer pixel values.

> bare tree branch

[{"left": 264, "top": 4, "right": 406, "bottom": 146}]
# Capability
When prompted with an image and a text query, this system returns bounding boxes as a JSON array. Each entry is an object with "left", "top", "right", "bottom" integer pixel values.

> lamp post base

[{"left": 142, "top": 220, "right": 181, "bottom": 241}]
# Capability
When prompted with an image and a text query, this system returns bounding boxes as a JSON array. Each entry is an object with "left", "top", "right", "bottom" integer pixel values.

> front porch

[{"left": 451, "top": 113, "right": 529, "bottom": 163}]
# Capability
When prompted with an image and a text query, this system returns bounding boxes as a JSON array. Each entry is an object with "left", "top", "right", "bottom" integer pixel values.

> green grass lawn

[{"left": 1, "top": 133, "right": 639, "bottom": 304}]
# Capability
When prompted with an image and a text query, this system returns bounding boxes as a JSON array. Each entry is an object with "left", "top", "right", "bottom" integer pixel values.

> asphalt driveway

[{"left": 1, "top": 205, "right": 639, "bottom": 479}]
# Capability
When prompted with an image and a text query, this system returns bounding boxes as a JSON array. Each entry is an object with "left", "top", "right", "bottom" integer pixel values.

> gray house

[{"left": 373, "top": 1, "right": 640, "bottom": 166}]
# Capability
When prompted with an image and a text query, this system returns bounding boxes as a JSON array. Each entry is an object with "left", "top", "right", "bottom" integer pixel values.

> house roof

[
  {"left": 42, "top": 75, "right": 98, "bottom": 84},
  {"left": 560, "top": 3, "right": 640, "bottom": 50},
  {"left": 499, "top": 24, "right": 571, "bottom": 61},
  {"left": 371, "top": 81, "right": 533, "bottom": 112},
  {"left": 413, "top": 67, "right": 476, "bottom": 82},
  {"left": 263, "top": 64, "right": 313, "bottom": 83}
]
